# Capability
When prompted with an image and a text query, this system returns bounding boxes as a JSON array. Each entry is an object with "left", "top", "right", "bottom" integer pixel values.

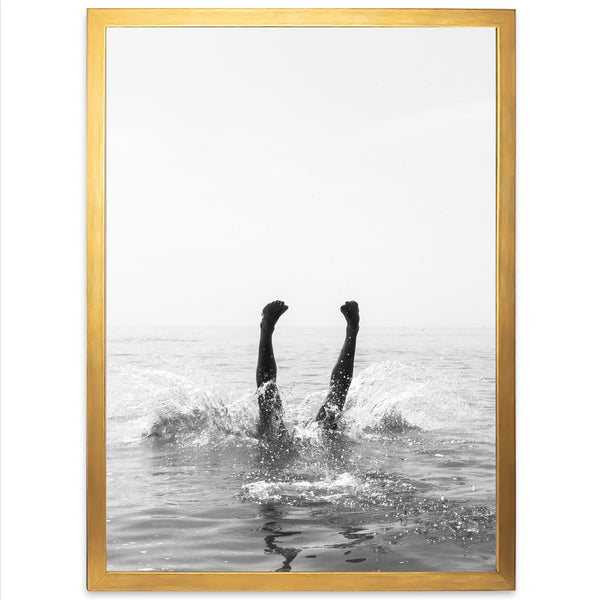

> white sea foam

[{"left": 241, "top": 472, "right": 365, "bottom": 503}]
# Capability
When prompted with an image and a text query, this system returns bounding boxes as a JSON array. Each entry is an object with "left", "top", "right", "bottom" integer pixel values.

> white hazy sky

[{"left": 106, "top": 27, "right": 495, "bottom": 328}]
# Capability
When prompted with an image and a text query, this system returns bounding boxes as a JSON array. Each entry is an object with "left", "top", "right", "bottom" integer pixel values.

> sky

[{"left": 106, "top": 26, "right": 495, "bottom": 328}]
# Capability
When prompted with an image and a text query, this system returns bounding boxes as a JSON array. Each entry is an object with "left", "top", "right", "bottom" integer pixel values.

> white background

[{"left": 1, "top": 0, "right": 599, "bottom": 598}]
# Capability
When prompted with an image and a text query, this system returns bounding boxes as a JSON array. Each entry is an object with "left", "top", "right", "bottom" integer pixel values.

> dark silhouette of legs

[
  {"left": 316, "top": 301, "right": 360, "bottom": 430},
  {"left": 256, "top": 300, "right": 288, "bottom": 438}
]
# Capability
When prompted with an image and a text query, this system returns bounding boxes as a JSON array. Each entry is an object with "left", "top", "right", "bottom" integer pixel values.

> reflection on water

[
  {"left": 260, "top": 505, "right": 301, "bottom": 572},
  {"left": 106, "top": 327, "right": 495, "bottom": 572}
]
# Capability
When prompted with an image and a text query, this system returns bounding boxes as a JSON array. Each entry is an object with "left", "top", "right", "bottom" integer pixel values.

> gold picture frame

[{"left": 87, "top": 8, "right": 515, "bottom": 591}]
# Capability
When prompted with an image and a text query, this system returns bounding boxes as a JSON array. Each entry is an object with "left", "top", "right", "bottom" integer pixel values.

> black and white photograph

[
  {"left": 8, "top": 0, "right": 600, "bottom": 597},
  {"left": 105, "top": 26, "right": 496, "bottom": 573}
]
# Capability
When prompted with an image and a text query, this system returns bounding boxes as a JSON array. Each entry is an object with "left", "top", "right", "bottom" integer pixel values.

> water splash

[{"left": 107, "top": 360, "right": 489, "bottom": 446}]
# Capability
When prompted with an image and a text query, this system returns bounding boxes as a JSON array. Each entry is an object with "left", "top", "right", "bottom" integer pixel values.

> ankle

[{"left": 260, "top": 320, "right": 275, "bottom": 333}]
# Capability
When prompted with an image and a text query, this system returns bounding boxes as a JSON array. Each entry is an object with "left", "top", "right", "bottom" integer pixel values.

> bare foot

[
  {"left": 261, "top": 300, "right": 289, "bottom": 330},
  {"left": 340, "top": 300, "right": 359, "bottom": 331}
]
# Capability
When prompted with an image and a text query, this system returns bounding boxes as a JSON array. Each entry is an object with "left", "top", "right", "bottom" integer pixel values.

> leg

[
  {"left": 316, "top": 301, "right": 360, "bottom": 429},
  {"left": 256, "top": 300, "right": 288, "bottom": 438}
]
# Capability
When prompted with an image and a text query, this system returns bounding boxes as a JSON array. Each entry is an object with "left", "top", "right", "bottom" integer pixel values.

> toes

[
  {"left": 261, "top": 301, "right": 288, "bottom": 325},
  {"left": 266, "top": 300, "right": 288, "bottom": 315}
]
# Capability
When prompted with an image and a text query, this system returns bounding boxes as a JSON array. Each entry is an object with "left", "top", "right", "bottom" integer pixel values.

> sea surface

[{"left": 106, "top": 326, "right": 496, "bottom": 572}]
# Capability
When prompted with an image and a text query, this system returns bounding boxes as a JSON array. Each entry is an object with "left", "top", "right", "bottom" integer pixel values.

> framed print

[{"left": 87, "top": 8, "right": 515, "bottom": 591}]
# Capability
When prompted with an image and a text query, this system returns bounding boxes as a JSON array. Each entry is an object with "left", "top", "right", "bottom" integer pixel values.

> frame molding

[{"left": 87, "top": 8, "right": 515, "bottom": 591}]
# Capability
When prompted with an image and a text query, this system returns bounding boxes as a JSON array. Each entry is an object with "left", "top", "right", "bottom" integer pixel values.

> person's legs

[
  {"left": 316, "top": 301, "right": 360, "bottom": 429},
  {"left": 256, "top": 300, "right": 288, "bottom": 438}
]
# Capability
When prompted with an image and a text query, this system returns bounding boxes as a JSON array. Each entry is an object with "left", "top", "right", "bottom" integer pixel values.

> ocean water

[{"left": 106, "top": 326, "right": 496, "bottom": 572}]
